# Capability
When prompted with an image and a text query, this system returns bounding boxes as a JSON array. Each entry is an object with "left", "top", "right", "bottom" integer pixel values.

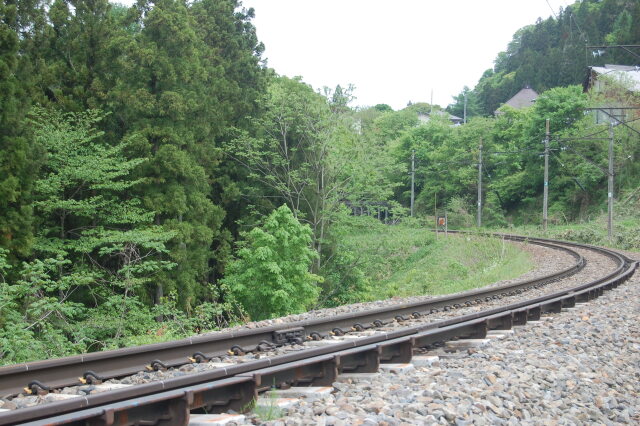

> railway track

[{"left": 0, "top": 234, "right": 636, "bottom": 425}]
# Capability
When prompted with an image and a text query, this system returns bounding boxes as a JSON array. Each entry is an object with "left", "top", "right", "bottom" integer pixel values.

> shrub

[
  {"left": 223, "top": 205, "right": 322, "bottom": 320},
  {"left": 446, "top": 196, "right": 474, "bottom": 228}
]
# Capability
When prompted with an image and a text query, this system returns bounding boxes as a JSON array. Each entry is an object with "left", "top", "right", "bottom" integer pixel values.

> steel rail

[
  {"left": 0, "top": 234, "right": 583, "bottom": 398},
  {"left": 0, "top": 237, "right": 636, "bottom": 425}
]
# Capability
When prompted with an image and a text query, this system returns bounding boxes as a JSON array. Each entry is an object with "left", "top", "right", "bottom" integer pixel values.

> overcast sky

[{"left": 115, "top": 0, "right": 573, "bottom": 110}]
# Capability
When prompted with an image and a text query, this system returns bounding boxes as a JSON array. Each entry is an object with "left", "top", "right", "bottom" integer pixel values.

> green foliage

[
  {"left": 224, "top": 205, "right": 321, "bottom": 320},
  {"left": 227, "top": 76, "right": 403, "bottom": 279},
  {"left": 0, "top": 107, "right": 187, "bottom": 363},
  {"left": 465, "top": 0, "right": 640, "bottom": 116},
  {"left": 319, "top": 218, "right": 533, "bottom": 304},
  {"left": 1, "top": 0, "right": 639, "bottom": 366},
  {"left": 483, "top": 193, "right": 508, "bottom": 228},
  {"left": 447, "top": 86, "right": 481, "bottom": 120},
  {"left": 0, "top": 255, "right": 90, "bottom": 362},
  {"left": 29, "top": 107, "right": 175, "bottom": 273},
  {"left": 378, "top": 232, "right": 532, "bottom": 298},
  {"left": 371, "top": 108, "right": 418, "bottom": 143},
  {"left": 319, "top": 216, "right": 436, "bottom": 306},
  {"left": 514, "top": 186, "right": 640, "bottom": 251},
  {"left": 0, "top": 1, "right": 36, "bottom": 259},
  {"left": 446, "top": 196, "right": 474, "bottom": 229},
  {"left": 373, "top": 104, "right": 393, "bottom": 112}
]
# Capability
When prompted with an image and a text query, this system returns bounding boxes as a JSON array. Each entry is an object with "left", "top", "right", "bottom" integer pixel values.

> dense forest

[
  {"left": 447, "top": 0, "right": 640, "bottom": 117},
  {"left": 0, "top": 0, "right": 639, "bottom": 363}
]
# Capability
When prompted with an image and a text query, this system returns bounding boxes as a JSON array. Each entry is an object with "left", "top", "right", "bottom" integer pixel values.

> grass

[
  {"left": 372, "top": 231, "right": 533, "bottom": 299},
  {"left": 250, "top": 387, "right": 283, "bottom": 421},
  {"left": 500, "top": 201, "right": 640, "bottom": 252},
  {"left": 332, "top": 217, "right": 534, "bottom": 302}
]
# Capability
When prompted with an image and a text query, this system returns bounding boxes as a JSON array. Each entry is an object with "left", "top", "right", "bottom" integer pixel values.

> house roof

[
  {"left": 504, "top": 87, "right": 539, "bottom": 109},
  {"left": 494, "top": 87, "right": 538, "bottom": 115},
  {"left": 417, "top": 110, "right": 463, "bottom": 123},
  {"left": 585, "top": 64, "right": 640, "bottom": 92}
]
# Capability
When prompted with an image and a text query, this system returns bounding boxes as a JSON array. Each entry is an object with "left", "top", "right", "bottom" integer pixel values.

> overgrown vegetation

[
  {"left": 223, "top": 205, "right": 322, "bottom": 320},
  {"left": 0, "top": 0, "right": 638, "bottom": 364},
  {"left": 448, "top": 0, "right": 640, "bottom": 117},
  {"left": 323, "top": 217, "right": 533, "bottom": 303},
  {"left": 509, "top": 187, "right": 640, "bottom": 251}
]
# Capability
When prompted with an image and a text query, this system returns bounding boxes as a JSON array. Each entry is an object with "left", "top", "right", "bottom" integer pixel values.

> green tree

[
  {"left": 106, "top": 0, "right": 266, "bottom": 307},
  {"left": 0, "top": 1, "right": 36, "bottom": 260},
  {"left": 371, "top": 108, "right": 418, "bottom": 143},
  {"left": 446, "top": 86, "right": 480, "bottom": 121},
  {"left": 394, "top": 113, "right": 456, "bottom": 212},
  {"left": 0, "top": 107, "right": 176, "bottom": 362},
  {"left": 470, "top": 0, "right": 640, "bottom": 116},
  {"left": 373, "top": 104, "right": 393, "bottom": 112},
  {"left": 189, "top": 0, "right": 267, "bottom": 278},
  {"left": 111, "top": 0, "right": 224, "bottom": 308},
  {"left": 223, "top": 205, "right": 321, "bottom": 320},
  {"left": 226, "top": 76, "right": 342, "bottom": 263},
  {"left": 44, "top": 0, "right": 121, "bottom": 111},
  {"left": 31, "top": 108, "right": 175, "bottom": 323}
]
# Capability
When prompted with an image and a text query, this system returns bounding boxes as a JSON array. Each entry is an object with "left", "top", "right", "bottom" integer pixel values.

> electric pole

[
  {"left": 410, "top": 149, "right": 415, "bottom": 217},
  {"left": 430, "top": 90, "right": 434, "bottom": 115},
  {"left": 543, "top": 119, "right": 550, "bottom": 231},
  {"left": 477, "top": 139, "right": 483, "bottom": 228},
  {"left": 608, "top": 122, "right": 614, "bottom": 240},
  {"left": 463, "top": 92, "right": 467, "bottom": 124}
]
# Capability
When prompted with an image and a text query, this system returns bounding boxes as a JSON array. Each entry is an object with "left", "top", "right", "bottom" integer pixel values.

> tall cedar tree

[
  {"left": 46, "top": 0, "right": 119, "bottom": 111},
  {"left": 0, "top": 1, "right": 35, "bottom": 260},
  {"left": 111, "top": 0, "right": 265, "bottom": 309},
  {"left": 189, "top": 0, "right": 266, "bottom": 280}
]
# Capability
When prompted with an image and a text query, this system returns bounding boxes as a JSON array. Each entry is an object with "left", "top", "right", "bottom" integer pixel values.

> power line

[
  {"left": 550, "top": 150, "right": 587, "bottom": 192},
  {"left": 557, "top": 142, "right": 609, "bottom": 176},
  {"left": 569, "top": 12, "right": 588, "bottom": 44},
  {"left": 487, "top": 148, "right": 544, "bottom": 156},
  {"left": 586, "top": 45, "right": 640, "bottom": 61},
  {"left": 552, "top": 125, "right": 609, "bottom": 142},
  {"left": 545, "top": 0, "right": 558, "bottom": 20}
]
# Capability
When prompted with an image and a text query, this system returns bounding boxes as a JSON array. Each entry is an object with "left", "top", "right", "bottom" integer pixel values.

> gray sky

[{"left": 115, "top": 0, "right": 573, "bottom": 110}]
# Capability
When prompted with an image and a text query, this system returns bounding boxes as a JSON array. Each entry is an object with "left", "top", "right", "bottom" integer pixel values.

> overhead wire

[
  {"left": 552, "top": 125, "right": 609, "bottom": 141},
  {"left": 487, "top": 148, "right": 544, "bottom": 156},
  {"left": 550, "top": 150, "right": 588, "bottom": 191},
  {"left": 545, "top": 0, "right": 558, "bottom": 19},
  {"left": 556, "top": 142, "right": 609, "bottom": 176}
]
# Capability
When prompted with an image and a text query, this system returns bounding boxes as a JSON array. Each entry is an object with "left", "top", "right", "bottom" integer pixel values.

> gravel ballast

[{"left": 244, "top": 250, "right": 640, "bottom": 425}]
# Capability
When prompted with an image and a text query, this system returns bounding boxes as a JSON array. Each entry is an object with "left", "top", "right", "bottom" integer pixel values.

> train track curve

[{"left": 0, "top": 234, "right": 636, "bottom": 425}]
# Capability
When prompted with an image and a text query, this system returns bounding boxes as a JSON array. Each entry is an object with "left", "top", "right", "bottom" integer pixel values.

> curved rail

[
  {"left": 0, "top": 236, "right": 636, "bottom": 425},
  {"left": 0, "top": 234, "right": 583, "bottom": 397}
]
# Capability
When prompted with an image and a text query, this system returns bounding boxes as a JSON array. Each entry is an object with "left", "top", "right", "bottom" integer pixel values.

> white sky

[{"left": 115, "top": 0, "right": 574, "bottom": 110}]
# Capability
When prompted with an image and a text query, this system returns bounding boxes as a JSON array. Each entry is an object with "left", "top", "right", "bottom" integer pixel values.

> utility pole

[
  {"left": 477, "top": 139, "right": 483, "bottom": 228},
  {"left": 543, "top": 119, "right": 550, "bottom": 231},
  {"left": 410, "top": 149, "right": 415, "bottom": 217},
  {"left": 463, "top": 92, "right": 467, "bottom": 124},
  {"left": 430, "top": 90, "right": 434, "bottom": 115},
  {"left": 608, "top": 122, "right": 614, "bottom": 240}
]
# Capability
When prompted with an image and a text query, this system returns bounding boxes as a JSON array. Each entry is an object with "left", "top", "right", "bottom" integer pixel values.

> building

[
  {"left": 494, "top": 86, "right": 539, "bottom": 115},
  {"left": 417, "top": 110, "right": 463, "bottom": 126},
  {"left": 583, "top": 64, "right": 640, "bottom": 124},
  {"left": 584, "top": 64, "right": 640, "bottom": 92}
]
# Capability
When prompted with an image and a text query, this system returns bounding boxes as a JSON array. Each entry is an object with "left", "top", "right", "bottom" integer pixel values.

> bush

[
  {"left": 223, "top": 205, "right": 322, "bottom": 320},
  {"left": 483, "top": 193, "right": 508, "bottom": 228},
  {"left": 446, "top": 196, "right": 474, "bottom": 228}
]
